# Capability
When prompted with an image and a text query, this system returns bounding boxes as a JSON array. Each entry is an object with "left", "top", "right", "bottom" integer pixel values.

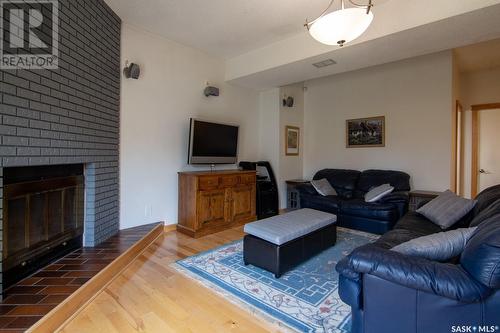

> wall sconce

[
  {"left": 204, "top": 84, "right": 220, "bottom": 97},
  {"left": 123, "top": 61, "right": 140, "bottom": 79},
  {"left": 283, "top": 95, "right": 294, "bottom": 108}
]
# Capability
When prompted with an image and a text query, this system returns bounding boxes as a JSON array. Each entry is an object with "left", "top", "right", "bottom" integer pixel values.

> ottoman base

[{"left": 243, "top": 223, "right": 337, "bottom": 278}]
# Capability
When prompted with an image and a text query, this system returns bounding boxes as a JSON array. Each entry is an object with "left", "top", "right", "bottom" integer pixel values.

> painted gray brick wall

[{"left": 0, "top": 0, "right": 121, "bottom": 297}]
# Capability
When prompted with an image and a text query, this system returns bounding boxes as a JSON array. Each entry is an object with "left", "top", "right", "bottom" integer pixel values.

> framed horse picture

[{"left": 346, "top": 116, "right": 385, "bottom": 148}]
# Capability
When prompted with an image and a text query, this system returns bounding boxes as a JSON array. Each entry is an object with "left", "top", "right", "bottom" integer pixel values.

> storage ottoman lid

[{"left": 244, "top": 208, "right": 337, "bottom": 245}]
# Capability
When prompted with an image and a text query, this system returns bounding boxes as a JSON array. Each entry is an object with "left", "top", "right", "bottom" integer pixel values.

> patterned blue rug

[{"left": 175, "top": 228, "right": 378, "bottom": 333}]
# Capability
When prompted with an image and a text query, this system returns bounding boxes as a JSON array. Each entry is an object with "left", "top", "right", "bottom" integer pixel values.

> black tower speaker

[{"left": 239, "top": 161, "right": 279, "bottom": 219}]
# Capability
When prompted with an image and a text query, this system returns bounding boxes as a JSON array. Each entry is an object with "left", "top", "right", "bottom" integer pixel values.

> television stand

[{"left": 177, "top": 170, "right": 257, "bottom": 238}]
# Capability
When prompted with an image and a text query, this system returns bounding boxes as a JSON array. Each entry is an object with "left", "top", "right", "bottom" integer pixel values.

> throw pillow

[
  {"left": 364, "top": 184, "right": 394, "bottom": 203},
  {"left": 391, "top": 227, "right": 477, "bottom": 261},
  {"left": 416, "top": 190, "right": 477, "bottom": 229},
  {"left": 311, "top": 178, "right": 337, "bottom": 196}
]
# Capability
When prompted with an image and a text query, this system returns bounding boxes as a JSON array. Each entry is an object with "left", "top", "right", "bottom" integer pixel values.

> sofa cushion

[
  {"left": 470, "top": 198, "right": 500, "bottom": 227},
  {"left": 313, "top": 169, "right": 361, "bottom": 199},
  {"left": 472, "top": 184, "right": 500, "bottom": 216},
  {"left": 365, "top": 184, "right": 394, "bottom": 202},
  {"left": 416, "top": 190, "right": 477, "bottom": 229},
  {"left": 374, "top": 212, "right": 442, "bottom": 249},
  {"left": 341, "top": 198, "right": 399, "bottom": 221},
  {"left": 354, "top": 170, "right": 410, "bottom": 198},
  {"left": 299, "top": 193, "right": 342, "bottom": 214},
  {"left": 460, "top": 213, "right": 500, "bottom": 289},
  {"left": 311, "top": 178, "right": 338, "bottom": 196},
  {"left": 391, "top": 227, "right": 477, "bottom": 261}
]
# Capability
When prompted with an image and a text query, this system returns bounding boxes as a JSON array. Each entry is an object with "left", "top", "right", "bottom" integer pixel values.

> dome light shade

[{"left": 308, "top": 7, "right": 374, "bottom": 46}]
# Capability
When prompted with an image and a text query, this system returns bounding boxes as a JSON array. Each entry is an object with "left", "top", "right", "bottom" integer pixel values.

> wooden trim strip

[
  {"left": 471, "top": 103, "right": 500, "bottom": 111},
  {"left": 164, "top": 224, "right": 176, "bottom": 233},
  {"left": 471, "top": 111, "right": 479, "bottom": 198},
  {"left": 27, "top": 223, "right": 164, "bottom": 333}
]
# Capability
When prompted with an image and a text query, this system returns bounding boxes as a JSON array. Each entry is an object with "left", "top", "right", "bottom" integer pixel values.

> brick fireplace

[{"left": 0, "top": 0, "right": 121, "bottom": 298}]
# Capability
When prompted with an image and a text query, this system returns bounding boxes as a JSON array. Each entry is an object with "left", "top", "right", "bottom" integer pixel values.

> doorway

[{"left": 471, "top": 103, "right": 500, "bottom": 197}]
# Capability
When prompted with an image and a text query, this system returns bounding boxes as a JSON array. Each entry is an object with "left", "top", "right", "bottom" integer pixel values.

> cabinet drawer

[
  {"left": 220, "top": 176, "right": 238, "bottom": 187},
  {"left": 240, "top": 174, "right": 256, "bottom": 185},
  {"left": 199, "top": 176, "right": 219, "bottom": 190}
]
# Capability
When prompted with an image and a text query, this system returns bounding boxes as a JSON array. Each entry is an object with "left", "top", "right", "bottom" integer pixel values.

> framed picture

[
  {"left": 285, "top": 126, "right": 300, "bottom": 156},
  {"left": 346, "top": 116, "right": 385, "bottom": 148}
]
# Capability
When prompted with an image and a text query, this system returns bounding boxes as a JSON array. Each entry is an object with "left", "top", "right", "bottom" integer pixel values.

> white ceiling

[
  {"left": 228, "top": 4, "right": 500, "bottom": 89},
  {"left": 106, "top": 0, "right": 500, "bottom": 89},
  {"left": 104, "top": 0, "right": 388, "bottom": 59},
  {"left": 455, "top": 38, "right": 500, "bottom": 73}
]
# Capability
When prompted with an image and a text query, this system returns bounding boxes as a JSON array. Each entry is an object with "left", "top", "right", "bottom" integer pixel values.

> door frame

[
  {"left": 471, "top": 103, "right": 500, "bottom": 198},
  {"left": 453, "top": 101, "right": 464, "bottom": 195}
]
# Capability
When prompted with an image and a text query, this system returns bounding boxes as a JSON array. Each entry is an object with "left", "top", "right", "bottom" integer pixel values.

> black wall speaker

[
  {"left": 283, "top": 96, "right": 294, "bottom": 107},
  {"left": 204, "top": 86, "right": 220, "bottom": 97},
  {"left": 124, "top": 62, "right": 140, "bottom": 79}
]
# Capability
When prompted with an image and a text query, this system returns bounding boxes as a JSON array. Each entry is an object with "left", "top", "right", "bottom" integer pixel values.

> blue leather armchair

[
  {"left": 337, "top": 185, "right": 500, "bottom": 333},
  {"left": 297, "top": 169, "right": 410, "bottom": 234}
]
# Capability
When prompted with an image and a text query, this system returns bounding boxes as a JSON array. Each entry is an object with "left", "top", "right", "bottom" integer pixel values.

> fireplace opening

[{"left": 2, "top": 164, "right": 85, "bottom": 289}]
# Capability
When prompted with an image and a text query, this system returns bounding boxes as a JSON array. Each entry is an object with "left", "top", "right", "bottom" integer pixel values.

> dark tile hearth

[{"left": 0, "top": 223, "right": 160, "bottom": 332}]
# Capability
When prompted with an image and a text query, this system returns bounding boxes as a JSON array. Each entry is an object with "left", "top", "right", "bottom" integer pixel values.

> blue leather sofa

[
  {"left": 297, "top": 169, "right": 410, "bottom": 234},
  {"left": 336, "top": 184, "right": 500, "bottom": 333}
]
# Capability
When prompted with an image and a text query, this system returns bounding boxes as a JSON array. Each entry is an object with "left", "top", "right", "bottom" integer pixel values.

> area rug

[{"left": 174, "top": 228, "right": 378, "bottom": 333}]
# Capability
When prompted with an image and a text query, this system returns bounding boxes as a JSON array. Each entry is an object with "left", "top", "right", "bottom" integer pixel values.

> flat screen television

[{"left": 188, "top": 118, "right": 239, "bottom": 164}]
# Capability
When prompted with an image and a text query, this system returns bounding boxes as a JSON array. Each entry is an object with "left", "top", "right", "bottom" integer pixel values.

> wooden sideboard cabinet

[{"left": 177, "top": 170, "right": 257, "bottom": 238}]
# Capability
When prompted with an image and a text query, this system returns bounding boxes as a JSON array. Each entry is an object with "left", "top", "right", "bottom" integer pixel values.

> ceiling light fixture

[{"left": 305, "top": 0, "right": 374, "bottom": 47}]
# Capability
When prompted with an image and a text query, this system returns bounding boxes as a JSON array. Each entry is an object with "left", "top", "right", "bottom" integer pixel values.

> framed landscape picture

[
  {"left": 346, "top": 116, "right": 385, "bottom": 148},
  {"left": 285, "top": 126, "right": 300, "bottom": 156}
]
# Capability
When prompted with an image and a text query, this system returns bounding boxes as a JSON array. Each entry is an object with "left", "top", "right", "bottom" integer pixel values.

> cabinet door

[
  {"left": 197, "top": 189, "right": 227, "bottom": 228},
  {"left": 230, "top": 184, "right": 255, "bottom": 222}
]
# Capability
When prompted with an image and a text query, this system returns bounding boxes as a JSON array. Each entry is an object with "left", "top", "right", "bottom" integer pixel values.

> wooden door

[
  {"left": 478, "top": 108, "right": 500, "bottom": 192},
  {"left": 230, "top": 185, "right": 255, "bottom": 222},
  {"left": 197, "top": 189, "right": 227, "bottom": 229},
  {"left": 471, "top": 104, "right": 500, "bottom": 197}
]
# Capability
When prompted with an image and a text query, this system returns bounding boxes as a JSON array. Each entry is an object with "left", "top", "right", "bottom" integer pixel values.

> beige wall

[
  {"left": 258, "top": 85, "right": 305, "bottom": 209},
  {"left": 452, "top": 52, "right": 462, "bottom": 194},
  {"left": 278, "top": 84, "right": 304, "bottom": 208},
  {"left": 460, "top": 66, "right": 500, "bottom": 197},
  {"left": 303, "top": 51, "right": 454, "bottom": 191},
  {"left": 258, "top": 88, "right": 282, "bottom": 204},
  {"left": 120, "top": 24, "right": 260, "bottom": 229}
]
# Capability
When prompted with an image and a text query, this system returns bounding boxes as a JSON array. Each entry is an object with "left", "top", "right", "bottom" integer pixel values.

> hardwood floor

[
  {"left": 58, "top": 227, "right": 282, "bottom": 333},
  {"left": 0, "top": 223, "right": 160, "bottom": 333}
]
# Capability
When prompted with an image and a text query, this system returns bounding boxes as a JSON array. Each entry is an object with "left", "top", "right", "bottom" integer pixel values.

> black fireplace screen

[{"left": 3, "top": 174, "right": 84, "bottom": 287}]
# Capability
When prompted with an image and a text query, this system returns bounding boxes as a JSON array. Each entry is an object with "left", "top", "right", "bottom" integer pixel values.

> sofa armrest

[
  {"left": 378, "top": 191, "right": 409, "bottom": 217},
  {"left": 295, "top": 183, "right": 317, "bottom": 196},
  {"left": 416, "top": 198, "right": 432, "bottom": 210},
  {"left": 378, "top": 191, "right": 409, "bottom": 204},
  {"left": 336, "top": 246, "right": 492, "bottom": 303}
]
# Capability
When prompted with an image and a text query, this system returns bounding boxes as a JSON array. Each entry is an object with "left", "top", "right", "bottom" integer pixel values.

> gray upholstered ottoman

[{"left": 243, "top": 208, "right": 337, "bottom": 278}]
